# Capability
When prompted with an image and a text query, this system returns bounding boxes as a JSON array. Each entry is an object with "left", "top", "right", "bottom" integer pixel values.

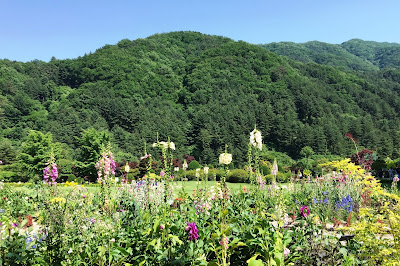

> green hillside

[
  {"left": 261, "top": 41, "right": 378, "bottom": 72},
  {"left": 1, "top": 31, "right": 400, "bottom": 172},
  {"left": 262, "top": 39, "right": 400, "bottom": 71},
  {"left": 342, "top": 38, "right": 400, "bottom": 69}
]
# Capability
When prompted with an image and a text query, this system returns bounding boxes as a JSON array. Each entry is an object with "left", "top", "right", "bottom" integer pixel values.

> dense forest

[{"left": 1, "top": 31, "right": 400, "bottom": 179}]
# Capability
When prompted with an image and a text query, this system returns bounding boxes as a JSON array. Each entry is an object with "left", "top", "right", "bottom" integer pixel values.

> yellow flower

[{"left": 50, "top": 197, "right": 66, "bottom": 205}]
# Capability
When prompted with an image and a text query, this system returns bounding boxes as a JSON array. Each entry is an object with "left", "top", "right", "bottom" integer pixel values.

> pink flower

[
  {"left": 82, "top": 195, "right": 87, "bottom": 198},
  {"left": 160, "top": 171, "right": 165, "bottom": 177},
  {"left": 219, "top": 235, "right": 229, "bottom": 250},
  {"left": 300, "top": 206, "right": 310, "bottom": 218},
  {"left": 160, "top": 224, "right": 165, "bottom": 230},
  {"left": 185, "top": 222, "right": 199, "bottom": 241},
  {"left": 284, "top": 247, "right": 290, "bottom": 258}
]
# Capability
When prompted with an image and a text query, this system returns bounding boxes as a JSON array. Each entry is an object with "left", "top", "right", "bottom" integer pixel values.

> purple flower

[
  {"left": 90, "top": 218, "right": 95, "bottom": 224},
  {"left": 185, "top": 222, "right": 199, "bottom": 241},
  {"left": 43, "top": 166, "right": 50, "bottom": 184},
  {"left": 50, "top": 163, "right": 58, "bottom": 184},
  {"left": 300, "top": 206, "right": 310, "bottom": 218},
  {"left": 12, "top": 223, "right": 18, "bottom": 228}
]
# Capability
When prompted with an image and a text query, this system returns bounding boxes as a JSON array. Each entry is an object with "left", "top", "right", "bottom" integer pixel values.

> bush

[
  {"left": 66, "top": 174, "right": 85, "bottom": 184},
  {"left": 260, "top": 161, "right": 271, "bottom": 175},
  {"left": 209, "top": 169, "right": 224, "bottom": 181},
  {"left": 188, "top": 160, "right": 201, "bottom": 170},
  {"left": 276, "top": 172, "right": 289, "bottom": 183},
  {"left": 227, "top": 169, "right": 249, "bottom": 183},
  {"left": 58, "top": 159, "right": 74, "bottom": 175},
  {"left": 265, "top": 174, "right": 275, "bottom": 184}
]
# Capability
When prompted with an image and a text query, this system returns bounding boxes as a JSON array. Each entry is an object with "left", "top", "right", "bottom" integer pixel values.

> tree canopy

[{"left": 1, "top": 31, "right": 400, "bottom": 170}]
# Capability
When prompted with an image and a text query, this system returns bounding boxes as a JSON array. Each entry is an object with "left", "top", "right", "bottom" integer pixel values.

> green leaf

[{"left": 247, "top": 254, "right": 264, "bottom": 266}]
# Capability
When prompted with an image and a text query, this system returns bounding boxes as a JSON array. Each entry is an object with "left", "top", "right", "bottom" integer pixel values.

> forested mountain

[
  {"left": 261, "top": 39, "right": 400, "bottom": 71},
  {"left": 1, "top": 31, "right": 400, "bottom": 168}
]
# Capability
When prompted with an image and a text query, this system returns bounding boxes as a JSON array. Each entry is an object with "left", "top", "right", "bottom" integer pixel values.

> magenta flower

[
  {"left": 300, "top": 206, "right": 310, "bottom": 218},
  {"left": 12, "top": 223, "right": 18, "bottom": 228},
  {"left": 50, "top": 163, "right": 58, "bottom": 184},
  {"left": 185, "top": 222, "right": 199, "bottom": 241},
  {"left": 43, "top": 166, "right": 50, "bottom": 184}
]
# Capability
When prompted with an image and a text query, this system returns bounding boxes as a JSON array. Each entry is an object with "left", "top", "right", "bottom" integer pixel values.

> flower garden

[{"left": 1, "top": 129, "right": 400, "bottom": 265}]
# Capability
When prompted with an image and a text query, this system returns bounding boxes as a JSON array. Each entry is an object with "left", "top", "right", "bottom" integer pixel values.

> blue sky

[{"left": 1, "top": 0, "right": 399, "bottom": 62}]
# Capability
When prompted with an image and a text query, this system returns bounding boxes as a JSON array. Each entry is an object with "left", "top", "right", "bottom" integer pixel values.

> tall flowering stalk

[
  {"left": 219, "top": 145, "right": 232, "bottom": 186},
  {"left": 392, "top": 175, "right": 399, "bottom": 191},
  {"left": 95, "top": 146, "right": 116, "bottom": 211},
  {"left": 96, "top": 149, "right": 116, "bottom": 185},
  {"left": 271, "top": 158, "right": 278, "bottom": 184},
  {"left": 248, "top": 127, "right": 263, "bottom": 186},
  {"left": 43, "top": 153, "right": 58, "bottom": 186},
  {"left": 152, "top": 135, "right": 175, "bottom": 202}
]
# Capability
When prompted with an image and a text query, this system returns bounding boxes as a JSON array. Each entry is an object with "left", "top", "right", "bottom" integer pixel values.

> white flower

[
  {"left": 153, "top": 141, "right": 175, "bottom": 150},
  {"left": 169, "top": 142, "right": 176, "bottom": 150},
  {"left": 124, "top": 164, "right": 130, "bottom": 173},
  {"left": 174, "top": 167, "right": 180, "bottom": 172},
  {"left": 203, "top": 167, "right": 209, "bottom": 175},
  {"left": 68, "top": 248, "right": 73, "bottom": 253},
  {"left": 250, "top": 129, "right": 263, "bottom": 150},
  {"left": 182, "top": 159, "right": 188, "bottom": 170},
  {"left": 195, "top": 168, "right": 200, "bottom": 178},
  {"left": 219, "top": 153, "right": 232, "bottom": 165}
]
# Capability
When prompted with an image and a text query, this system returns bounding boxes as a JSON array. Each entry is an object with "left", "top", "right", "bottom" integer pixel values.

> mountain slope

[
  {"left": 261, "top": 41, "right": 378, "bottom": 72},
  {"left": 262, "top": 39, "right": 400, "bottom": 71},
  {"left": 1, "top": 31, "right": 400, "bottom": 167}
]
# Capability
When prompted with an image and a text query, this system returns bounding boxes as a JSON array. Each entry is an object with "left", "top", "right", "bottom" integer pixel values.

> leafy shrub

[
  {"left": 209, "top": 169, "right": 224, "bottom": 181},
  {"left": 227, "top": 169, "right": 249, "bottom": 183},
  {"left": 264, "top": 174, "right": 275, "bottom": 184},
  {"left": 276, "top": 172, "right": 289, "bottom": 183},
  {"left": 66, "top": 175, "right": 85, "bottom": 184},
  {"left": 260, "top": 161, "right": 271, "bottom": 175},
  {"left": 188, "top": 160, "right": 201, "bottom": 170}
]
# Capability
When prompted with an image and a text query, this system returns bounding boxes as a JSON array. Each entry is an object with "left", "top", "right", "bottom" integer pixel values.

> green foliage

[
  {"left": 1, "top": 32, "right": 400, "bottom": 166},
  {"left": 187, "top": 160, "right": 201, "bottom": 170},
  {"left": 74, "top": 128, "right": 110, "bottom": 182},
  {"left": 17, "top": 130, "right": 55, "bottom": 182},
  {"left": 226, "top": 169, "right": 249, "bottom": 183},
  {"left": 0, "top": 138, "right": 17, "bottom": 164},
  {"left": 300, "top": 146, "right": 314, "bottom": 159}
]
